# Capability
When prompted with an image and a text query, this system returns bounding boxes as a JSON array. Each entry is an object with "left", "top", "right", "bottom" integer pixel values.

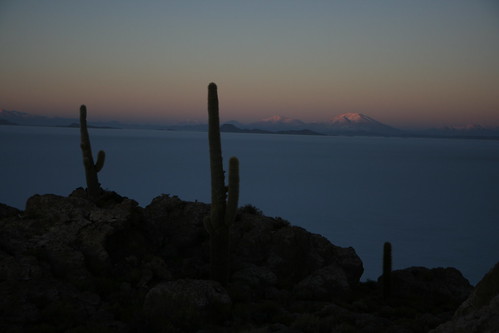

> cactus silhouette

[
  {"left": 204, "top": 82, "right": 240, "bottom": 285},
  {"left": 382, "top": 241, "right": 392, "bottom": 300},
  {"left": 79, "top": 105, "right": 105, "bottom": 198}
]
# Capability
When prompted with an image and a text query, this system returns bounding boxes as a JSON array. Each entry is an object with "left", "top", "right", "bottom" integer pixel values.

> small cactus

[
  {"left": 204, "top": 83, "right": 240, "bottom": 285},
  {"left": 382, "top": 241, "right": 392, "bottom": 300},
  {"left": 79, "top": 105, "right": 105, "bottom": 198}
]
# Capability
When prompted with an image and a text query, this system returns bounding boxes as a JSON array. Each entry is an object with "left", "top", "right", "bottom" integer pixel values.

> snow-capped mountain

[
  {"left": 330, "top": 112, "right": 396, "bottom": 131},
  {"left": 329, "top": 113, "right": 381, "bottom": 126},
  {"left": 309, "top": 113, "right": 402, "bottom": 136}
]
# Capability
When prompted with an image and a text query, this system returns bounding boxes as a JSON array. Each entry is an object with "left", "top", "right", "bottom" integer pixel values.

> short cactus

[
  {"left": 382, "top": 241, "right": 392, "bottom": 299},
  {"left": 204, "top": 83, "right": 240, "bottom": 285},
  {"left": 79, "top": 105, "right": 105, "bottom": 198}
]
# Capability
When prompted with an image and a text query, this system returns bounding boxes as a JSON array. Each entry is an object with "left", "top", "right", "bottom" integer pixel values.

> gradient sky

[{"left": 1, "top": 1, "right": 498, "bottom": 127}]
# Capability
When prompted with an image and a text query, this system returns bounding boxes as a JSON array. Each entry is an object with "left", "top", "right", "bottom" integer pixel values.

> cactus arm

[
  {"left": 95, "top": 150, "right": 106, "bottom": 172},
  {"left": 225, "top": 156, "right": 239, "bottom": 227}
]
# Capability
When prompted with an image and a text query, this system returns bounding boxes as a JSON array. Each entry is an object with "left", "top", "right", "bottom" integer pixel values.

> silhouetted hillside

[{"left": 1, "top": 189, "right": 495, "bottom": 332}]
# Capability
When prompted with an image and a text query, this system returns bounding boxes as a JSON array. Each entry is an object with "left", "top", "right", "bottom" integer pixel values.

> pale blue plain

[{"left": 1, "top": 125, "right": 498, "bottom": 285}]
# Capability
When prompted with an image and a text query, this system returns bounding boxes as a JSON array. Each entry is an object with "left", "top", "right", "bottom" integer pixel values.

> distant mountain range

[
  {"left": 225, "top": 113, "right": 398, "bottom": 135},
  {"left": 0, "top": 109, "right": 148, "bottom": 130},
  {"left": 0, "top": 109, "right": 76, "bottom": 127},
  {"left": 312, "top": 112, "right": 403, "bottom": 136},
  {"left": 2, "top": 108, "right": 499, "bottom": 139},
  {"left": 220, "top": 123, "right": 324, "bottom": 136},
  {"left": 226, "top": 113, "right": 499, "bottom": 138},
  {"left": 222, "top": 113, "right": 399, "bottom": 136}
]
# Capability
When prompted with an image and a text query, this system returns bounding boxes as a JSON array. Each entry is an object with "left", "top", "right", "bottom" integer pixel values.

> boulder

[
  {"left": 21, "top": 191, "right": 145, "bottom": 280},
  {"left": 383, "top": 266, "right": 473, "bottom": 312},
  {"left": 143, "top": 279, "right": 231, "bottom": 332},
  {"left": 430, "top": 262, "right": 499, "bottom": 333},
  {"left": 232, "top": 211, "right": 364, "bottom": 299},
  {"left": 143, "top": 194, "right": 210, "bottom": 279},
  {"left": 292, "top": 263, "right": 350, "bottom": 300},
  {"left": 230, "top": 263, "right": 280, "bottom": 301}
]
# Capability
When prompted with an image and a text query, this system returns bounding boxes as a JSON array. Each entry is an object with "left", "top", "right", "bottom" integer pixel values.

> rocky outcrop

[
  {"left": 141, "top": 195, "right": 364, "bottom": 302},
  {"left": 0, "top": 189, "right": 152, "bottom": 331},
  {"left": 384, "top": 266, "right": 472, "bottom": 311},
  {"left": 430, "top": 262, "right": 499, "bottom": 333},
  {"left": 0, "top": 190, "right": 480, "bottom": 332},
  {"left": 0, "top": 203, "right": 20, "bottom": 219},
  {"left": 230, "top": 211, "right": 363, "bottom": 301}
]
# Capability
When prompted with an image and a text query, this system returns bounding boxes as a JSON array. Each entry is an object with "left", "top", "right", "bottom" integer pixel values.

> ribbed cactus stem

[
  {"left": 225, "top": 156, "right": 239, "bottom": 227},
  {"left": 208, "top": 82, "right": 227, "bottom": 226},
  {"left": 383, "top": 241, "right": 392, "bottom": 300},
  {"left": 205, "top": 83, "right": 240, "bottom": 285},
  {"left": 79, "top": 105, "right": 105, "bottom": 198}
]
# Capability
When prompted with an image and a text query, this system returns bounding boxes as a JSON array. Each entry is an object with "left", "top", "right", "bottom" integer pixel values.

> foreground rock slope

[{"left": 0, "top": 189, "right": 491, "bottom": 332}]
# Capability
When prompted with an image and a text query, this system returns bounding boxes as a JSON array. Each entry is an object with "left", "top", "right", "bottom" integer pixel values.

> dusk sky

[{"left": 1, "top": 1, "right": 498, "bottom": 128}]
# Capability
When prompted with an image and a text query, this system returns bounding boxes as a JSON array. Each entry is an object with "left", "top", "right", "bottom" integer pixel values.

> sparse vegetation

[{"left": 239, "top": 204, "right": 263, "bottom": 216}]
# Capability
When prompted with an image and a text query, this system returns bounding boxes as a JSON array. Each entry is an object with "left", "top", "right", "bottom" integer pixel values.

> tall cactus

[
  {"left": 382, "top": 241, "right": 392, "bottom": 300},
  {"left": 204, "top": 82, "right": 240, "bottom": 285},
  {"left": 79, "top": 105, "right": 105, "bottom": 199}
]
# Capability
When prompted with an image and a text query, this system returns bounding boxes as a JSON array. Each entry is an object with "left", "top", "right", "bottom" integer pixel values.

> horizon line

[{"left": 2, "top": 108, "right": 499, "bottom": 130}]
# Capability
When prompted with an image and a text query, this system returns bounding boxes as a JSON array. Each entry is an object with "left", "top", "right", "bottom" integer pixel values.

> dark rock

[
  {"left": 231, "top": 263, "right": 278, "bottom": 292},
  {"left": 143, "top": 194, "right": 211, "bottom": 279},
  {"left": 455, "top": 262, "right": 499, "bottom": 316},
  {"left": 22, "top": 192, "right": 145, "bottom": 282},
  {"left": 143, "top": 194, "right": 209, "bottom": 253},
  {"left": 231, "top": 213, "right": 281, "bottom": 265},
  {"left": 230, "top": 263, "right": 279, "bottom": 301},
  {"left": 143, "top": 279, "right": 231, "bottom": 332},
  {"left": 0, "top": 191, "right": 158, "bottom": 330},
  {"left": 0, "top": 190, "right": 475, "bottom": 332},
  {"left": 0, "top": 203, "right": 20, "bottom": 219},
  {"left": 384, "top": 266, "right": 473, "bottom": 311},
  {"left": 430, "top": 262, "right": 499, "bottom": 333},
  {"left": 292, "top": 263, "right": 350, "bottom": 300},
  {"left": 232, "top": 212, "right": 363, "bottom": 300}
]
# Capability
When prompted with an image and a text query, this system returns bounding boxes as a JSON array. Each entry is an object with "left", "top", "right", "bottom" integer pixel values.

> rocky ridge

[{"left": 0, "top": 189, "right": 496, "bottom": 332}]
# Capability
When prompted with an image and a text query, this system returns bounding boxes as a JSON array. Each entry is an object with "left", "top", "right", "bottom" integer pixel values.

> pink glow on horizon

[{"left": 1, "top": 1, "right": 498, "bottom": 128}]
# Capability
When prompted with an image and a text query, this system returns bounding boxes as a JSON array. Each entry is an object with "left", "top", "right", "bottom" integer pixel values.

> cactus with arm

[
  {"left": 80, "top": 105, "right": 105, "bottom": 198},
  {"left": 204, "top": 83, "right": 240, "bottom": 285}
]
